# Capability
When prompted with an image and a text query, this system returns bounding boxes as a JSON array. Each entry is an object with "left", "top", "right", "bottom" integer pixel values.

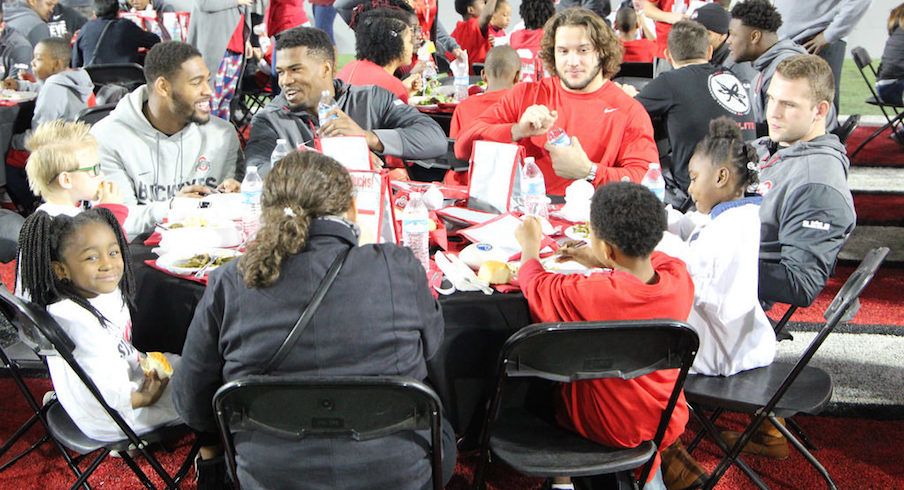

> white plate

[
  {"left": 156, "top": 249, "right": 242, "bottom": 275},
  {"left": 159, "top": 219, "right": 242, "bottom": 250},
  {"left": 564, "top": 224, "right": 591, "bottom": 242}
]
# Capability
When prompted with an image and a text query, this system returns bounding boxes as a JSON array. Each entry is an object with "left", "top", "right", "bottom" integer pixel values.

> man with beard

[
  {"left": 245, "top": 27, "right": 446, "bottom": 172},
  {"left": 91, "top": 41, "right": 243, "bottom": 237},
  {"left": 454, "top": 7, "right": 658, "bottom": 195}
]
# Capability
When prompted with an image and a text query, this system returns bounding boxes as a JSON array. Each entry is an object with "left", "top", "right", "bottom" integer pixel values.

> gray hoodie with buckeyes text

[{"left": 90, "top": 85, "right": 244, "bottom": 237}]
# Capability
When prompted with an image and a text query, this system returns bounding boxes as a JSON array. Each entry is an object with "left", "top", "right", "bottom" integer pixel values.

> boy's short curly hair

[
  {"left": 590, "top": 182, "right": 666, "bottom": 258},
  {"left": 520, "top": 0, "right": 556, "bottom": 30},
  {"left": 730, "top": 0, "right": 782, "bottom": 33},
  {"left": 455, "top": 0, "right": 476, "bottom": 17}
]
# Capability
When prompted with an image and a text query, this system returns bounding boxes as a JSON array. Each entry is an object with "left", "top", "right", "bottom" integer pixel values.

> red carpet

[
  {"left": 2, "top": 377, "right": 903, "bottom": 489},
  {"left": 847, "top": 124, "right": 904, "bottom": 167},
  {"left": 766, "top": 264, "right": 904, "bottom": 327},
  {"left": 852, "top": 193, "right": 904, "bottom": 225}
]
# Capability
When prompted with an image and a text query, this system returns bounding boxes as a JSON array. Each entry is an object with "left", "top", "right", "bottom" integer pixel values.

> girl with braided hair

[
  {"left": 660, "top": 116, "right": 774, "bottom": 378},
  {"left": 16, "top": 207, "right": 183, "bottom": 442},
  {"left": 173, "top": 151, "right": 455, "bottom": 489}
]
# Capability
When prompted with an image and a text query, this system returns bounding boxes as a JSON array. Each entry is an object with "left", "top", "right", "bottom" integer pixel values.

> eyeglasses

[{"left": 47, "top": 163, "right": 101, "bottom": 184}]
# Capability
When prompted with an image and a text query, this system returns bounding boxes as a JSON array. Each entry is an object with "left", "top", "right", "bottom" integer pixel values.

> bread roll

[
  {"left": 477, "top": 260, "right": 512, "bottom": 284},
  {"left": 139, "top": 352, "right": 173, "bottom": 379}
]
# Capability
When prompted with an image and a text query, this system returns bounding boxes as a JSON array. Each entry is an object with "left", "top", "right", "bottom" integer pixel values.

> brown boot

[
  {"left": 661, "top": 440, "right": 707, "bottom": 490},
  {"left": 720, "top": 418, "right": 790, "bottom": 460}
]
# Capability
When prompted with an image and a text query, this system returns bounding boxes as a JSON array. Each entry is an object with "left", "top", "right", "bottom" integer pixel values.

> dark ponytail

[
  {"left": 238, "top": 151, "right": 354, "bottom": 289},
  {"left": 694, "top": 116, "right": 760, "bottom": 191},
  {"left": 16, "top": 208, "right": 134, "bottom": 326}
]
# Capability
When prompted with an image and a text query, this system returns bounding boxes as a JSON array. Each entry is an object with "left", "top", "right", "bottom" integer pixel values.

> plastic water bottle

[
  {"left": 240, "top": 166, "right": 263, "bottom": 241},
  {"left": 317, "top": 90, "right": 339, "bottom": 127},
  {"left": 270, "top": 139, "right": 291, "bottom": 170},
  {"left": 423, "top": 60, "right": 438, "bottom": 85},
  {"left": 641, "top": 162, "right": 666, "bottom": 202},
  {"left": 521, "top": 157, "right": 548, "bottom": 219},
  {"left": 402, "top": 191, "right": 430, "bottom": 272},
  {"left": 547, "top": 127, "right": 571, "bottom": 147}
]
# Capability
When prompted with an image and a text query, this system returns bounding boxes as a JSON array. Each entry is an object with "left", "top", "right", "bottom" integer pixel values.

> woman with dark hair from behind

[
  {"left": 72, "top": 0, "right": 161, "bottom": 67},
  {"left": 338, "top": 8, "right": 422, "bottom": 102},
  {"left": 173, "top": 151, "right": 455, "bottom": 490}
]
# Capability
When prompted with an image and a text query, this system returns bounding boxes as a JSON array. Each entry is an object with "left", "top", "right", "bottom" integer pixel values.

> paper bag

[
  {"left": 467, "top": 141, "right": 523, "bottom": 213},
  {"left": 318, "top": 136, "right": 371, "bottom": 171},
  {"left": 349, "top": 170, "right": 397, "bottom": 244}
]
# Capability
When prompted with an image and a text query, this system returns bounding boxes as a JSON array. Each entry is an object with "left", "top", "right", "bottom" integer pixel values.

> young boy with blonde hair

[{"left": 25, "top": 120, "right": 126, "bottom": 222}]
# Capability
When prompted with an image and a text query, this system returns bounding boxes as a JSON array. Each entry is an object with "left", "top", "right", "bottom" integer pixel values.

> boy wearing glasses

[{"left": 24, "top": 120, "right": 127, "bottom": 226}]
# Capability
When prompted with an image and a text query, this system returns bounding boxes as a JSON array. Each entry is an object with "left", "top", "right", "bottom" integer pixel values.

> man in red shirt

[
  {"left": 447, "top": 45, "right": 520, "bottom": 185},
  {"left": 451, "top": 0, "right": 497, "bottom": 65},
  {"left": 515, "top": 181, "right": 702, "bottom": 489},
  {"left": 454, "top": 7, "right": 658, "bottom": 195}
]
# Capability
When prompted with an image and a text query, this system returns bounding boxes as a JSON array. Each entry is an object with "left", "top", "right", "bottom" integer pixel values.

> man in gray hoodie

[
  {"left": 0, "top": 1, "right": 33, "bottom": 80},
  {"left": 755, "top": 54, "right": 855, "bottom": 309},
  {"left": 726, "top": 0, "right": 807, "bottom": 134},
  {"left": 3, "top": 0, "right": 56, "bottom": 48},
  {"left": 90, "top": 41, "right": 244, "bottom": 237}
]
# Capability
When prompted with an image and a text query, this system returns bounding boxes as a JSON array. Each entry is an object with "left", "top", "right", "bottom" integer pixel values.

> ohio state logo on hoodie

[{"left": 196, "top": 157, "right": 210, "bottom": 173}]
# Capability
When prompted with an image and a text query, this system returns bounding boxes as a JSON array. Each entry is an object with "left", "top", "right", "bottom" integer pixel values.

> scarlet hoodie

[{"left": 90, "top": 85, "right": 244, "bottom": 237}]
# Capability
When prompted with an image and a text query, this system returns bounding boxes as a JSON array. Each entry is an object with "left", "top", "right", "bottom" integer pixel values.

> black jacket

[{"left": 72, "top": 18, "right": 160, "bottom": 67}]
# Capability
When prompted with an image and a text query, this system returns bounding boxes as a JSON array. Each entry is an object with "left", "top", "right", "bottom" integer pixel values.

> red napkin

[
  {"left": 144, "top": 232, "right": 162, "bottom": 246},
  {"left": 144, "top": 259, "right": 208, "bottom": 285}
]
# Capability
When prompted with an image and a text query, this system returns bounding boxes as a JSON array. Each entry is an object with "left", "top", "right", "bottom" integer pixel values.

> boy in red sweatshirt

[
  {"left": 447, "top": 45, "right": 520, "bottom": 185},
  {"left": 515, "top": 181, "right": 705, "bottom": 490},
  {"left": 451, "top": 0, "right": 498, "bottom": 65}
]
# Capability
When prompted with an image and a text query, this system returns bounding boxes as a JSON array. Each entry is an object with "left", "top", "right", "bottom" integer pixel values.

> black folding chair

[
  {"left": 473, "top": 320, "right": 699, "bottom": 490},
  {"left": 684, "top": 247, "right": 889, "bottom": 490},
  {"left": 75, "top": 104, "right": 116, "bottom": 126},
  {"left": 0, "top": 287, "right": 201, "bottom": 490},
  {"left": 213, "top": 375, "right": 445, "bottom": 490},
  {"left": 84, "top": 63, "right": 145, "bottom": 92},
  {"left": 849, "top": 47, "right": 904, "bottom": 158},
  {"left": 832, "top": 114, "right": 861, "bottom": 146},
  {"left": 0, "top": 287, "right": 55, "bottom": 473},
  {"left": 612, "top": 62, "right": 654, "bottom": 91}
]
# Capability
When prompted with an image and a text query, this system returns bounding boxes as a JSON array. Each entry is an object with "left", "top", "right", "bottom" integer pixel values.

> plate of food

[
  {"left": 564, "top": 223, "right": 591, "bottom": 242},
  {"left": 156, "top": 248, "right": 242, "bottom": 276},
  {"left": 159, "top": 216, "right": 242, "bottom": 250}
]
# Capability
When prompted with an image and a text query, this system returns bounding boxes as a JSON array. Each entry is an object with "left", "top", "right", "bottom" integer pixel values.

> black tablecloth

[
  {"left": 129, "top": 242, "right": 532, "bottom": 432},
  {"left": 0, "top": 100, "right": 36, "bottom": 187}
]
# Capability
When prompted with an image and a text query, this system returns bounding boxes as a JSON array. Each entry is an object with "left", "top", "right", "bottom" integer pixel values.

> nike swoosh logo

[{"left": 604, "top": 108, "right": 618, "bottom": 114}]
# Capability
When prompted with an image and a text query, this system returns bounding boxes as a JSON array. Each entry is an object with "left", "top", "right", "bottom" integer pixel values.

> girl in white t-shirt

[
  {"left": 659, "top": 116, "right": 775, "bottom": 377},
  {"left": 16, "top": 207, "right": 180, "bottom": 442}
]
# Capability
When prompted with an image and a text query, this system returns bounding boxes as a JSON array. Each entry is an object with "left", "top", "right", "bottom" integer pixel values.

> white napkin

[{"left": 434, "top": 252, "right": 493, "bottom": 294}]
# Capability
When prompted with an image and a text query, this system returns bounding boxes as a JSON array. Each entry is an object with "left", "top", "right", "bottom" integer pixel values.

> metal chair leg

[
  {"left": 769, "top": 416, "right": 837, "bottom": 490},
  {"left": 686, "top": 407, "right": 723, "bottom": 453},
  {"left": 850, "top": 111, "right": 904, "bottom": 159},
  {"left": 786, "top": 417, "right": 818, "bottom": 451},
  {"left": 688, "top": 405, "right": 768, "bottom": 490}
]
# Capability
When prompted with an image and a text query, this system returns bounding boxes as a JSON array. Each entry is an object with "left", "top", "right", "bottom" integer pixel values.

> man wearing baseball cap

[{"left": 691, "top": 2, "right": 756, "bottom": 84}]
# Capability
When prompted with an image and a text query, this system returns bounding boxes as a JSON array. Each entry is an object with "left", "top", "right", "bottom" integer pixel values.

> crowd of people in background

[{"left": 0, "top": 0, "right": 893, "bottom": 488}]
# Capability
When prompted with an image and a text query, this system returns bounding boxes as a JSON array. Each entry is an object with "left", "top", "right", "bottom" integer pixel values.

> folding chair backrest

[
  {"left": 213, "top": 375, "right": 444, "bottom": 490},
  {"left": 84, "top": 63, "right": 145, "bottom": 100},
  {"left": 850, "top": 47, "right": 874, "bottom": 76},
  {"left": 76, "top": 103, "right": 116, "bottom": 126},
  {"left": 766, "top": 247, "right": 889, "bottom": 413},
  {"left": 500, "top": 320, "right": 699, "bottom": 383},
  {"left": 0, "top": 287, "right": 147, "bottom": 449}
]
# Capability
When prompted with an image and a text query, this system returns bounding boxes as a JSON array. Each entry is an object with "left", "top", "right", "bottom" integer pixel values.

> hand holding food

[
  {"left": 97, "top": 181, "right": 123, "bottom": 204},
  {"left": 139, "top": 352, "right": 173, "bottom": 379}
]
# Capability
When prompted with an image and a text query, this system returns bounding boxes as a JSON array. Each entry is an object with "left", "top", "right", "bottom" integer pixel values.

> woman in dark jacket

[
  {"left": 172, "top": 152, "right": 455, "bottom": 490},
  {"left": 72, "top": 0, "right": 160, "bottom": 67}
]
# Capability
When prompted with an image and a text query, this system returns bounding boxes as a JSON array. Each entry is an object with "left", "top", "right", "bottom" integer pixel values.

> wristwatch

[{"left": 585, "top": 163, "right": 598, "bottom": 182}]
